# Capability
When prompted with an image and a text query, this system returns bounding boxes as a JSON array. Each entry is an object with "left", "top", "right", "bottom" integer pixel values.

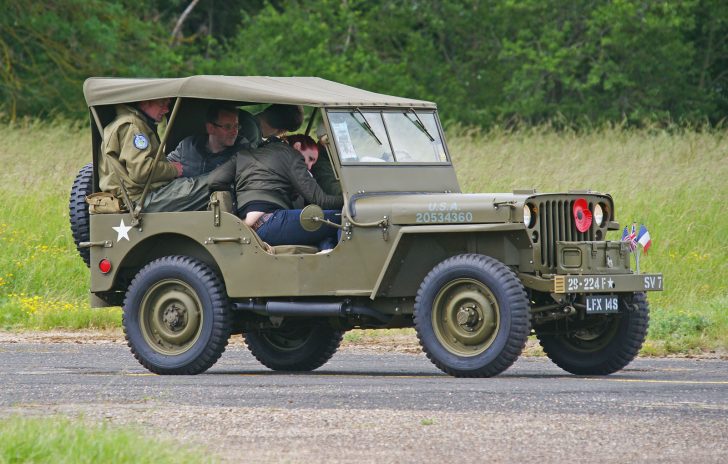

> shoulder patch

[{"left": 133, "top": 133, "right": 149, "bottom": 150}]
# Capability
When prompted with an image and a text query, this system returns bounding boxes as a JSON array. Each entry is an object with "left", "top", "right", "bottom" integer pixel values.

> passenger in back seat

[
  {"left": 167, "top": 103, "right": 246, "bottom": 177},
  {"left": 207, "top": 134, "right": 342, "bottom": 251}
]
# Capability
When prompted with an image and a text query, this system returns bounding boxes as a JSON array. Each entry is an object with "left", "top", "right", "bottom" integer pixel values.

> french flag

[{"left": 636, "top": 225, "right": 652, "bottom": 254}]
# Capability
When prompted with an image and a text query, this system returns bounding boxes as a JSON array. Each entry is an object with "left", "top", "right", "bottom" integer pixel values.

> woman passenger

[{"left": 207, "top": 134, "right": 342, "bottom": 250}]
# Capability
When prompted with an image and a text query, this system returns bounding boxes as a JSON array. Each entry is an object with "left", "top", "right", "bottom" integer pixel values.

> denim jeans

[{"left": 256, "top": 209, "right": 340, "bottom": 249}]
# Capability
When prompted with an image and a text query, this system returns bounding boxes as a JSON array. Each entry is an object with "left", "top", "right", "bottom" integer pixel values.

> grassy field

[
  {"left": 0, "top": 415, "right": 214, "bottom": 463},
  {"left": 0, "top": 120, "right": 726, "bottom": 354}
]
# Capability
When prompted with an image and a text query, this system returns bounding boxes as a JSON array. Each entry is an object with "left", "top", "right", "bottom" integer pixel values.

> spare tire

[{"left": 69, "top": 163, "right": 93, "bottom": 267}]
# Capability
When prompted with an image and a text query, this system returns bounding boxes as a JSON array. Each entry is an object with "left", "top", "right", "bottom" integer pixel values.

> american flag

[{"left": 621, "top": 224, "right": 638, "bottom": 252}]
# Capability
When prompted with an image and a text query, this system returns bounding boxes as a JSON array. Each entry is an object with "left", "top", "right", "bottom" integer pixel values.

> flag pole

[{"left": 635, "top": 249, "right": 641, "bottom": 274}]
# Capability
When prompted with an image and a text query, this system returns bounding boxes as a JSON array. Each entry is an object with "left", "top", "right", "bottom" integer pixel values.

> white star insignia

[{"left": 112, "top": 219, "right": 132, "bottom": 242}]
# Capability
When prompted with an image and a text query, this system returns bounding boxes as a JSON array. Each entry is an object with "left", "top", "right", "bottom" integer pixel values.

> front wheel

[
  {"left": 535, "top": 292, "right": 650, "bottom": 375},
  {"left": 123, "top": 256, "right": 231, "bottom": 375},
  {"left": 414, "top": 254, "right": 530, "bottom": 377},
  {"left": 244, "top": 321, "right": 343, "bottom": 371}
]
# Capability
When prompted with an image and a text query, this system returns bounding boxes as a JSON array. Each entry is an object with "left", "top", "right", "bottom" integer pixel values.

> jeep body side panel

[
  {"left": 90, "top": 211, "right": 393, "bottom": 298},
  {"left": 89, "top": 211, "right": 248, "bottom": 292}
]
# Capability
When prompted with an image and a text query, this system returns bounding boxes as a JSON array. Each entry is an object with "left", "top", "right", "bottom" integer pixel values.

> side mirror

[{"left": 300, "top": 204, "right": 324, "bottom": 232}]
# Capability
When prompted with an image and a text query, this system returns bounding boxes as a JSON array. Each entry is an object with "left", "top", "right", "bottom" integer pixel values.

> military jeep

[{"left": 70, "top": 76, "right": 662, "bottom": 377}]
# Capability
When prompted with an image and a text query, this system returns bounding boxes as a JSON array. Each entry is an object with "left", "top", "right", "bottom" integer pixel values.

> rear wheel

[
  {"left": 123, "top": 256, "right": 230, "bottom": 375},
  {"left": 244, "top": 321, "right": 343, "bottom": 371},
  {"left": 69, "top": 163, "right": 93, "bottom": 267},
  {"left": 535, "top": 292, "right": 649, "bottom": 375},
  {"left": 414, "top": 254, "right": 530, "bottom": 377}
]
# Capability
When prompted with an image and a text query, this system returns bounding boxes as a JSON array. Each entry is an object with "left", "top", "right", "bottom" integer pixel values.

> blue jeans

[{"left": 256, "top": 209, "right": 340, "bottom": 249}]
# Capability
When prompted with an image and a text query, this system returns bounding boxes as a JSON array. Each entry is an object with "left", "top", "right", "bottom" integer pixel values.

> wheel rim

[
  {"left": 431, "top": 278, "right": 500, "bottom": 357},
  {"left": 260, "top": 325, "right": 314, "bottom": 352},
  {"left": 139, "top": 279, "right": 203, "bottom": 355},
  {"left": 562, "top": 315, "right": 620, "bottom": 352}
]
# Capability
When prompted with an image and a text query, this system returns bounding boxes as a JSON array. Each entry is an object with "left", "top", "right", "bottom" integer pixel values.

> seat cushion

[{"left": 269, "top": 244, "right": 319, "bottom": 255}]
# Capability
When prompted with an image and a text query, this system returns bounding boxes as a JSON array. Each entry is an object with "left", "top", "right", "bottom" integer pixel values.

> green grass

[
  {"left": 0, "top": 120, "right": 726, "bottom": 353},
  {"left": 0, "top": 119, "right": 103, "bottom": 330},
  {"left": 0, "top": 415, "right": 215, "bottom": 464}
]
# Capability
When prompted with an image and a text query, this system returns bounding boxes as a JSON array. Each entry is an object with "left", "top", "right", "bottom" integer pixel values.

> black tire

[
  {"left": 69, "top": 163, "right": 93, "bottom": 267},
  {"left": 244, "top": 321, "right": 343, "bottom": 371},
  {"left": 123, "top": 256, "right": 230, "bottom": 375},
  {"left": 414, "top": 254, "right": 530, "bottom": 378},
  {"left": 535, "top": 292, "right": 650, "bottom": 375}
]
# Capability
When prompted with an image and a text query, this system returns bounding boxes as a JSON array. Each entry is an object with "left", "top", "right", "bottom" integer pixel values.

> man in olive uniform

[
  {"left": 99, "top": 98, "right": 182, "bottom": 204},
  {"left": 100, "top": 98, "right": 214, "bottom": 212}
]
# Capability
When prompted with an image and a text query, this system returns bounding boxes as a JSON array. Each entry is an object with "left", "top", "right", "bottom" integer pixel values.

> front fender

[{"left": 370, "top": 223, "right": 530, "bottom": 299}]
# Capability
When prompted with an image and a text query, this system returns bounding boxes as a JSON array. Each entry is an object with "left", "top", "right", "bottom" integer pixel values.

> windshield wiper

[
  {"left": 406, "top": 108, "right": 435, "bottom": 142},
  {"left": 351, "top": 108, "right": 382, "bottom": 145}
]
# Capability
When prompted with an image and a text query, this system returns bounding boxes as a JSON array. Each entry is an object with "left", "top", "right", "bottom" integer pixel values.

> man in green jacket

[{"left": 99, "top": 98, "right": 183, "bottom": 204}]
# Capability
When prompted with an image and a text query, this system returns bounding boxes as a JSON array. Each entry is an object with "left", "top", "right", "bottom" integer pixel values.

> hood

[{"left": 350, "top": 192, "right": 534, "bottom": 225}]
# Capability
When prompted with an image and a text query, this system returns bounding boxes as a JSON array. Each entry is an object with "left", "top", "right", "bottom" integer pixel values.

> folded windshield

[{"left": 327, "top": 109, "right": 448, "bottom": 164}]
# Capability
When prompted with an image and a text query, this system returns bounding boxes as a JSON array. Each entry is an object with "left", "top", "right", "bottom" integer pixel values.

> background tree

[{"left": 2, "top": 0, "right": 727, "bottom": 127}]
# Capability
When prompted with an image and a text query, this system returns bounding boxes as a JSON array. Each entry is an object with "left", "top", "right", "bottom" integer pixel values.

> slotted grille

[{"left": 538, "top": 199, "right": 593, "bottom": 268}]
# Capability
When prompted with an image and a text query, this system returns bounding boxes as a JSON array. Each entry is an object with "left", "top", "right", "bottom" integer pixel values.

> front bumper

[{"left": 519, "top": 273, "right": 663, "bottom": 294}]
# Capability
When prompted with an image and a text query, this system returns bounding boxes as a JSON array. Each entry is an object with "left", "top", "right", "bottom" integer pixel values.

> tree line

[{"left": 2, "top": 0, "right": 726, "bottom": 128}]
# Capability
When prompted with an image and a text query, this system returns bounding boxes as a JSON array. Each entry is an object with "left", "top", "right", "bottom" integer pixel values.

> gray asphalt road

[{"left": 1, "top": 341, "right": 727, "bottom": 463}]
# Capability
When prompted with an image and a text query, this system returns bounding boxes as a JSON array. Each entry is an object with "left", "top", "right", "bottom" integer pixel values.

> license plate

[{"left": 585, "top": 295, "right": 619, "bottom": 314}]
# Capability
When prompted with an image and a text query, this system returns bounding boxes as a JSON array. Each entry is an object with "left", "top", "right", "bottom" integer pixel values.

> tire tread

[
  {"left": 122, "top": 255, "right": 230, "bottom": 375},
  {"left": 414, "top": 253, "right": 530, "bottom": 378}
]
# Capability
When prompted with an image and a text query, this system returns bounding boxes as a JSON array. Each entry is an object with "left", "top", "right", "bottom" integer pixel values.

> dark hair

[
  {"left": 285, "top": 134, "right": 318, "bottom": 153},
  {"left": 206, "top": 102, "right": 238, "bottom": 124},
  {"left": 261, "top": 104, "right": 304, "bottom": 131}
]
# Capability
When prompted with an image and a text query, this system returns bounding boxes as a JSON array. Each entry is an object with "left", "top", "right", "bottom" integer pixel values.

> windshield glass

[{"left": 327, "top": 110, "right": 448, "bottom": 164}]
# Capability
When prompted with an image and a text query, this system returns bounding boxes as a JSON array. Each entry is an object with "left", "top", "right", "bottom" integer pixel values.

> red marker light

[
  {"left": 573, "top": 198, "right": 593, "bottom": 232},
  {"left": 99, "top": 259, "right": 112, "bottom": 274}
]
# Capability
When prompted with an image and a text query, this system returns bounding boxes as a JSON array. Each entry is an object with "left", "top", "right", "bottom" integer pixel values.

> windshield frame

[{"left": 324, "top": 108, "right": 451, "bottom": 166}]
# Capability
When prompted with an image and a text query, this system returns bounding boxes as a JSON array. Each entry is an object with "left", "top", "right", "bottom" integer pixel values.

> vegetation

[
  {"left": 0, "top": 121, "right": 725, "bottom": 354},
  {"left": 2, "top": 0, "right": 727, "bottom": 127},
  {"left": 0, "top": 415, "right": 215, "bottom": 463}
]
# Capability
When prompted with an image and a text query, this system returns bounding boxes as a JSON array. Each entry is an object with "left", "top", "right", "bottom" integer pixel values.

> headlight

[
  {"left": 593, "top": 204, "right": 604, "bottom": 226},
  {"left": 523, "top": 204, "right": 534, "bottom": 227}
]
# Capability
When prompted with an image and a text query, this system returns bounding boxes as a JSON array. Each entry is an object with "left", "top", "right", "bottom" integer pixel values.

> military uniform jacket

[
  {"left": 207, "top": 140, "right": 343, "bottom": 213},
  {"left": 99, "top": 104, "right": 178, "bottom": 202}
]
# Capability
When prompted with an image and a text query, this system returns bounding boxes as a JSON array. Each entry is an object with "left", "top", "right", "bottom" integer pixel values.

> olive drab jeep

[{"left": 70, "top": 76, "right": 663, "bottom": 377}]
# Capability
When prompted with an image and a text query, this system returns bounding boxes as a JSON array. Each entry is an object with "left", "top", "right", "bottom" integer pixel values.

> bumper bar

[{"left": 519, "top": 273, "right": 663, "bottom": 294}]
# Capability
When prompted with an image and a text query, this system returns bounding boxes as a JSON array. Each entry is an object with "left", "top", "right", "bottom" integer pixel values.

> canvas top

[{"left": 83, "top": 76, "right": 436, "bottom": 109}]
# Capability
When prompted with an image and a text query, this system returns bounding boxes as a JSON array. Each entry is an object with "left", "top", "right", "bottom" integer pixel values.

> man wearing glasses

[
  {"left": 141, "top": 103, "right": 242, "bottom": 212},
  {"left": 167, "top": 103, "right": 245, "bottom": 178}
]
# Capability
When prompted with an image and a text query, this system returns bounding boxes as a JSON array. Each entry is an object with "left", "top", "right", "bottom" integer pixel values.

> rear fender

[{"left": 91, "top": 233, "right": 219, "bottom": 293}]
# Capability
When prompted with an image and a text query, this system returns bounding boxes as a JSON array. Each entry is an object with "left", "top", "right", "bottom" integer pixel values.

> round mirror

[{"left": 300, "top": 204, "right": 324, "bottom": 232}]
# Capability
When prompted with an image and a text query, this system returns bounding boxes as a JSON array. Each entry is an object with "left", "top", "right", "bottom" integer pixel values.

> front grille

[{"left": 538, "top": 199, "right": 594, "bottom": 268}]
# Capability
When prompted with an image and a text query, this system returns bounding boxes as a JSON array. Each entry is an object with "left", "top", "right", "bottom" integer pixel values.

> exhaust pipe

[{"left": 232, "top": 300, "right": 391, "bottom": 323}]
